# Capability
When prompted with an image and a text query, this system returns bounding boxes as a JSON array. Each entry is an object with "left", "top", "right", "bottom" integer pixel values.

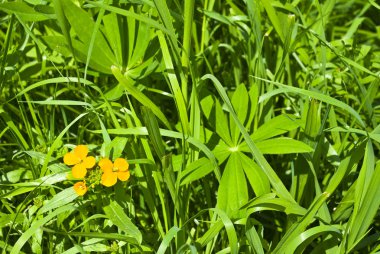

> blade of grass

[
  {"left": 157, "top": 226, "right": 181, "bottom": 254},
  {"left": 181, "top": 0, "right": 195, "bottom": 103},
  {"left": 272, "top": 192, "right": 330, "bottom": 253},
  {"left": 157, "top": 31, "right": 190, "bottom": 135},
  {"left": 10, "top": 205, "right": 77, "bottom": 254},
  {"left": 40, "top": 112, "right": 88, "bottom": 177},
  {"left": 86, "top": 0, "right": 174, "bottom": 38},
  {"left": 252, "top": 77, "right": 365, "bottom": 127},
  {"left": 111, "top": 65, "right": 171, "bottom": 129}
]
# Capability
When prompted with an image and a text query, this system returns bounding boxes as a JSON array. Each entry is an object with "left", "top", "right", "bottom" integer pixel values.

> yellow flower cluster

[{"left": 63, "top": 145, "right": 131, "bottom": 196}]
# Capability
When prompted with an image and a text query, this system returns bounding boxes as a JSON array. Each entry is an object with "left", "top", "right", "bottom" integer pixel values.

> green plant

[{"left": 1, "top": 0, "right": 379, "bottom": 253}]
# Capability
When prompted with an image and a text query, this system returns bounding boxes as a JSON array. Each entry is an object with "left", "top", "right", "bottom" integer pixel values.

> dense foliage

[{"left": 1, "top": 0, "right": 380, "bottom": 253}]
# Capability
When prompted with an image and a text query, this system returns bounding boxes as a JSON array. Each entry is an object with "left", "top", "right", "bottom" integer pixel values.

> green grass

[{"left": 1, "top": 0, "right": 380, "bottom": 253}]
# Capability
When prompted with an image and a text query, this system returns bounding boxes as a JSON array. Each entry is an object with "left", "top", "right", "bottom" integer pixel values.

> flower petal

[
  {"left": 117, "top": 171, "right": 130, "bottom": 181},
  {"left": 83, "top": 156, "right": 96, "bottom": 169},
  {"left": 63, "top": 152, "right": 80, "bottom": 166},
  {"left": 99, "top": 158, "right": 113, "bottom": 173},
  {"left": 114, "top": 158, "right": 129, "bottom": 171},
  {"left": 72, "top": 164, "right": 87, "bottom": 178},
  {"left": 101, "top": 172, "right": 117, "bottom": 187},
  {"left": 73, "top": 181, "right": 87, "bottom": 196},
  {"left": 74, "top": 145, "right": 88, "bottom": 160}
]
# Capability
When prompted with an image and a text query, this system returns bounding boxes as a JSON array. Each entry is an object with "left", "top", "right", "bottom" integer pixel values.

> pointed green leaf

[
  {"left": 202, "top": 74, "right": 295, "bottom": 202},
  {"left": 254, "top": 138, "right": 314, "bottom": 154},
  {"left": 251, "top": 114, "right": 300, "bottom": 141},
  {"left": 157, "top": 226, "right": 181, "bottom": 254},
  {"left": 103, "top": 201, "right": 142, "bottom": 244},
  {"left": 217, "top": 153, "right": 248, "bottom": 217},
  {"left": 215, "top": 99, "right": 233, "bottom": 146},
  {"left": 38, "top": 187, "right": 78, "bottom": 214},
  {"left": 59, "top": 0, "right": 115, "bottom": 72},
  {"left": 111, "top": 66, "right": 171, "bottom": 129},
  {"left": 10, "top": 205, "right": 77, "bottom": 254},
  {"left": 0, "top": 2, "right": 54, "bottom": 21},
  {"left": 239, "top": 152, "right": 270, "bottom": 196},
  {"left": 180, "top": 157, "right": 214, "bottom": 185},
  {"left": 230, "top": 84, "right": 249, "bottom": 144}
]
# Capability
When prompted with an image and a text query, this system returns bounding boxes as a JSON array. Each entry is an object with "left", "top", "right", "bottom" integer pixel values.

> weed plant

[{"left": 1, "top": 0, "right": 380, "bottom": 253}]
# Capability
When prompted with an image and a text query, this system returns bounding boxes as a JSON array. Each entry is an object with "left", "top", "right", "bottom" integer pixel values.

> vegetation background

[{"left": 1, "top": 0, "right": 380, "bottom": 253}]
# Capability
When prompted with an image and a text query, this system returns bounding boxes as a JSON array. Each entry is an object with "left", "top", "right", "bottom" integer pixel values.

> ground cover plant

[{"left": 1, "top": 0, "right": 380, "bottom": 253}]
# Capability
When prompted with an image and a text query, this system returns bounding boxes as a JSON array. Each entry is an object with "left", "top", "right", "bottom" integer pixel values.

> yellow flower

[
  {"left": 73, "top": 181, "right": 87, "bottom": 196},
  {"left": 99, "top": 158, "right": 130, "bottom": 187},
  {"left": 64, "top": 145, "right": 95, "bottom": 179}
]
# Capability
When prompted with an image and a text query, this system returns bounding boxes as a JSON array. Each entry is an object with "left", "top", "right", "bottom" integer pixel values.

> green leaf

[
  {"left": 200, "top": 94, "right": 214, "bottom": 120},
  {"left": 157, "top": 31, "right": 190, "bottom": 134},
  {"left": 0, "top": 2, "right": 54, "bottom": 21},
  {"left": 157, "top": 226, "right": 181, "bottom": 254},
  {"left": 0, "top": 169, "right": 32, "bottom": 183},
  {"left": 272, "top": 192, "right": 330, "bottom": 253},
  {"left": 245, "top": 219, "right": 264, "bottom": 254},
  {"left": 369, "top": 0, "right": 380, "bottom": 9},
  {"left": 286, "top": 225, "right": 342, "bottom": 253},
  {"left": 250, "top": 114, "right": 300, "bottom": 141},
  {"left": 217, "top": 153, "right": 248, "bottom": 217},
  {"left": 197, "top": 220, "right": 224, "bottom": 247},
  {"left": 213, "top": 141, "right": 232, "bottom": 165},
  {"left": 13, "top": 77, "right": 93, "bottom": 100},
  {"left": 142, "top": 106, "right": 166, "bottom": 158},
  {"left": 0, "top": 213, "right": 26, "bottom": 229},
  {"left": 0, "top": 106, "right": 29, "bottom": 150},
  {"left": 104, "top": 137, "right": 128, "bottom": 160},
  {"left": 40, "top": 113, "right": 89, "bottom": 177},
  {"left": 180, "top": 157, "right": 214, "bottom": 185},
  {"left": 103, "top": 13, "right": 123, "bottom": 66},
  {"left": 38, "top": 187, "right": 78, "bottom": 214},
  {"left": 252, "top": 77, "right": 365, "bottom": 127},
  {"left": 230, "top": 84, "right": 249, "bottom": 144},
  {"left": 111, "top": 66, "right": 171, "bottom": 129},
  {"left": 324, "top": 141, "right": 366, "bottom": 195},
  {"left": 259, "top": 0, "right": 285, "bottom": 43},
  {"left": 202, "top": 9, "right": 233, "bottom": 25},
  {"left": 128, "top": 21, "right": 151, "bottom": 69},
  {"left": 242, "top": 193, "right": 307, "bottom": 216},
  {"left": 212, "top": 208, "right": 239, "bottom": 254},
  {"left": 10, "top": 205, "right": 77, "bottom": 254},
  {"left": 86, "top": 1, "right": 173, "bottom": 37},
  {"left": 103, "top": 201, "right": 142, "bottom": 244},
  {"left": 303, "top": 99, "right": 321, "bottom": 144},
  {"left": 152, "top": 0, "right": 181, "bottom": 57},
  {"left": 345, "top": 142, "right": 380, "bottom": 252},
  {"left": 202, "top": 74, "right": 295, "bottom": 203},
  {"left": 26, "top": 99, "right": 92, "bottom": 107},
  {"left": 48, "top": 231, "right": 142, "bottom": 247},
  {"left": 370, "top": 133, "right": 380, "bottom": 144},
  {"left": 215, "top": 99, "right": 233, "bottom": 146},
  {"left": 52, "top": 0, "right": 72, "bottom": 53},
  {"left": 332, "top": 182, "right": 355, "bottom": 222},
  {"left": 239, "top": 152, "right": 270, "bottom": 196},
  {"left": 254, "top": 138, "right": 314, "bottom": 154},
  {"left": 162, "top": 155, "right": 177, "bottom": 211},
  {"left": 197, "top": 209, "right": 239, "bottom": 253},
  {"left": 59, "top": 0, "right": 115, "bottom": 73}
]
